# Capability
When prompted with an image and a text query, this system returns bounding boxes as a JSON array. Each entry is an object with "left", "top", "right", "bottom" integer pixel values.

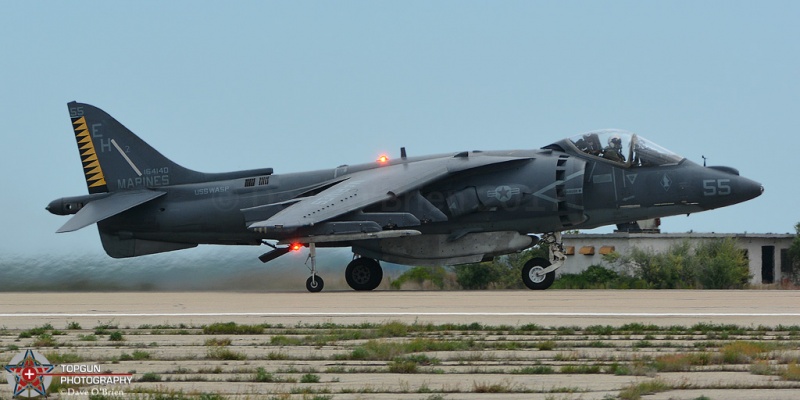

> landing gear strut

[
  {"left": 345, "top": 257, "right": 383, "bottom": 291},
  {"left": 521, "top": 232, "right": 566, "bottom": 290},
  {"left": 304, "top": 243, "right": 324, "bottom": 292}
]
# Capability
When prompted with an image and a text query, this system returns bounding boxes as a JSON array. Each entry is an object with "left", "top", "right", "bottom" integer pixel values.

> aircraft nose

[
  {"left": 734, "top": 174, "right": 764, "bottom": 201},
  {"left": 695, "top": 166, "right": 763, "bottom": 210}
]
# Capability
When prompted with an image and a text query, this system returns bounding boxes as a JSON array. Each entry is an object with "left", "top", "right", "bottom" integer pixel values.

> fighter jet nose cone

[{"left": 741, "top": 178, "right": 764, "bottom": 201}]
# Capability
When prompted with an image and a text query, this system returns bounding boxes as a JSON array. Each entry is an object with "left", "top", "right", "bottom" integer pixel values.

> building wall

[{"left": 560, "top": 233, "right": 795, "bottom": 284}]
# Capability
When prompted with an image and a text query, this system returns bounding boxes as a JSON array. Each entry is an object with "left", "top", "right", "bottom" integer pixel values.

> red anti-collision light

[
  {"left": 290, "top": 243, "right": 303, "bottom": 252},
  {"left": 377, "top": 155, "right": 389, "bottom": 164}
]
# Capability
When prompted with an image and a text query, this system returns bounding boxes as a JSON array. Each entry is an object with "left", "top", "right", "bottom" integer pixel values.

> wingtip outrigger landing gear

[
  {"left": 258, "top": 241, "right": 324, "bottom": 292},
  {"left": 304, "top": 243, "right": 324, "bottom": 292},
  {"left": 521, "top": 232, "right": 566, "bottom": 290}
]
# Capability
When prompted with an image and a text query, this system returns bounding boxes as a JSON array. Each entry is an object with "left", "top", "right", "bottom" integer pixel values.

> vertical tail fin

[{"left": 67, "top": 101, "right": 201, "bottom": 193}]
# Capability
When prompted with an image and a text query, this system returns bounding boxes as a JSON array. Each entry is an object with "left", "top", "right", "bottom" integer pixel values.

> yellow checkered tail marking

[{"left": 72, "top": 116, "right": 108, "bottom": 192}]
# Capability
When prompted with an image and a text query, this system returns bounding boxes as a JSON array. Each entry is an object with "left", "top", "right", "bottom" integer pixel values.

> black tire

[
  {"left": 521, "top": 257, "right": 555, "bottom": 290},
  {"left": 345, "top": 258, "right": 383, "bottom": 291},
  {"left": 306, "top": 275, "right": 324, "bottom": 292}
]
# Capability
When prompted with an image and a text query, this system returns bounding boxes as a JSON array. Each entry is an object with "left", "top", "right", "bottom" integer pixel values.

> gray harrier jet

[{"left": 48, "top": 102, "right": 763, "bottom": 292}]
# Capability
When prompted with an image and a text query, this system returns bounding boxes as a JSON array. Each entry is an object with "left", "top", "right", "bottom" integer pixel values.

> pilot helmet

[{"left": 608, "top": 135, "right": 622, "bottom": 149}]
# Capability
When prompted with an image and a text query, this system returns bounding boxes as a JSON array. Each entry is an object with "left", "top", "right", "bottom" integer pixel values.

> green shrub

[
  {"left": 391, "top": 266, "right": 448, "bottom": 289},
  {"left": 388, "top": 359, "right": 418, "bottom": 373},
  {"left": 694, "top": 237, "right": 750, "bottom": 289},
  {"left": 138, "top": 372, "right": 161, "bottom": 382},
  {"left": 612, "top": 238, "right": 751, "bottom": 289},
  {"left": 454, "top": 247, "right": 548, "bottom": 290},
  {"left": 551, "top": 264, "right": 642, "bottom": 289},
  {"left": 44, "top": 352, "right": 83, "bottom": 363},
  {"left": 453, "top": 263, "right": 502, "bottom": 289},
  {"left": 628, "top": 241, "right": 695, "bottom": 289},
  {"left": 206, "top": 346, "right": 246, "bottom": 360},
  {"left": 253, "top": 367, "right": 274, "bottom": 382},
  {"left": 33, "top": 334, "right": 56, "bottom": 347},
  {"left": 788, "top": 223, "right": 800, "bottom": 284}
]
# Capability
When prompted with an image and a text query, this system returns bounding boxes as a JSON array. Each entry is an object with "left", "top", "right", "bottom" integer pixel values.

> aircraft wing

[
  {"left": 248, "top": 154, "right": 532, "bottom": 232},
  {"left": 56, "top": 190, "right": 166, "bottom": 233}
]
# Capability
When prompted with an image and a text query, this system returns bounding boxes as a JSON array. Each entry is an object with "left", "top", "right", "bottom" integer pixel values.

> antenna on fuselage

[{"left": 701, "top": 155, "right": 707, "bottom": 167}]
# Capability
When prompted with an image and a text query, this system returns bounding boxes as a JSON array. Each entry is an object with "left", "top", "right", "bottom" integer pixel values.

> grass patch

[
  {"left": 119, "top": 350, "right": 151, "bottom": 361},
  {"left": 270, "top": 335, "right": 303, "bottom": 346},
  {"left": 206, "top": 346, "right": 246, "bottom": 360},
  {"left": 345, "top": 338, "right": 474, "bottom": 361},
  {"left": 618, "top": 379, "right": 671, "bottom": 400},
  {"left": 138, "top": 372, "right": 161, "bottom": 382},
  {"left": 651, "top": 352, "right": 714, "bottom": 372},
  {"left": 33, "top": 334, "right": 57, "bottom": 347},
  {"left": 781, "top": 362, "right": 800, "bottom": 381},
  {"left": 560, "top": 364, "right": 601, "bottom": 374},
  {"left": 44, "top": 352, "right": 83, "bottom": 363},
  {"left": 253, "top": 367, "right": 274, "bottom": 382},
  {"left": 388, "top": 359, "right": 419, "bottom": 373},
  {"left": 205, "top": 337, "right": 232, "bottom": 346},
  {"left": 472, "top": 379, "right": 517, "bottom": 393},
  {"left": 720, "top": 341, "right": 771, "bottom": 364},
  {"left": 377, "top": 321, "right": 409, "bottom": 337},
  {"left": 536, "top": 340, "right": 556, "bottom": 350},
  {"left": 512, "top": 365, "right": 554, "bottom": 374},
  {"left": 300, "top": 373, "right": 321, "bottom": 383},
  {"left": 203, "top": 322, "right": 263, "bottom": 335}
]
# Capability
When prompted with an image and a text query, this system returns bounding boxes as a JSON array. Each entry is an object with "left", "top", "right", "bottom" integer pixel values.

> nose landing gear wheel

[
  {"left": 521, "top": 257, "right": 555, "bottom": 290},
  {"left": 345, "top": 258, "right": 383, "bottom": 291},
  {"left": 306, "top": 276, "right": 324, "bottom": 292}
]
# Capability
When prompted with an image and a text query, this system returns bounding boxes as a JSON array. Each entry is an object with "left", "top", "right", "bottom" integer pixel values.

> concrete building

[{"left": 560, "top": 233, "right": 795, "bottom": 285}]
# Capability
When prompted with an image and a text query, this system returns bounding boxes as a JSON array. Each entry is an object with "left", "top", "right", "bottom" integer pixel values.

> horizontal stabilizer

[{"left": 56, "top": 190, "right": 166, "bottom": 233}]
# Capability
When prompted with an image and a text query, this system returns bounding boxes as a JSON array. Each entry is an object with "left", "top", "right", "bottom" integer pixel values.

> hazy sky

[{"left": 2, "top": 1, "right": 799, "bottom": 258}]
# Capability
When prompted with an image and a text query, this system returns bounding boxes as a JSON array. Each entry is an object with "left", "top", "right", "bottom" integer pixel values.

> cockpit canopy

[{"left": 562, "top": 130, "right": 684, "bottom": 168}]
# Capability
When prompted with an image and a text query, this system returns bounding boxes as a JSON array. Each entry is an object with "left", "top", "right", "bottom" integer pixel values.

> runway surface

[{"left": 3, "top": 290, "right": 799, "bottom": 329}]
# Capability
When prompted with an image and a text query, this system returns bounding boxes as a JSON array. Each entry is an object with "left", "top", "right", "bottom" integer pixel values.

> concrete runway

[{"left": 2, "top": 290, "right": 799, "bottom": 329}]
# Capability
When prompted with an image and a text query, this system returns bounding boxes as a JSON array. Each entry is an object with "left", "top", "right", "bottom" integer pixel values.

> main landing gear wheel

[
  {"left": 345, "top": 258, "right": 383, "bottom": 291},
  {"left": 306, "top": 275, "right": 324, "bottom": 292},
  {"left": 522, "top": 257, "right": 555, "bottom": 290}
]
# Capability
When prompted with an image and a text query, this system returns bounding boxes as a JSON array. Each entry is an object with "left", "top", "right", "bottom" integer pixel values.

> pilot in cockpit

[
  {"left": 573, "top": 134, "right": 602, "bottom": 156},
  {"left": 602, "top": 135, "right": 626, "bottom": 163}
]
